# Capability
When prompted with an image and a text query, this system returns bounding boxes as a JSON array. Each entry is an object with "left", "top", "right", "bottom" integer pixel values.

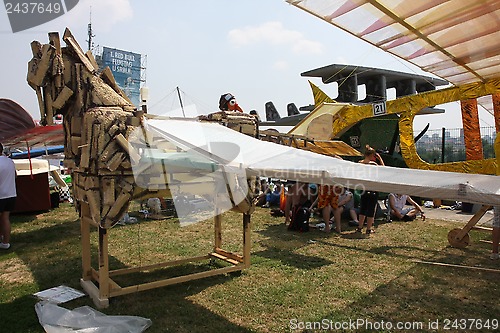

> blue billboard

[{"left": 101, "top": 47, "right": 142, "bottom": 107}]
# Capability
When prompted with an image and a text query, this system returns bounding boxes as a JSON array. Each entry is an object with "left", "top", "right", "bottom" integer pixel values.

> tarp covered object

[
  {"left": 143, "top": 119, "right": 500, "bottom": 206},
  {"left": 0, "top": 98, "right": 35, "bottom": 141}
]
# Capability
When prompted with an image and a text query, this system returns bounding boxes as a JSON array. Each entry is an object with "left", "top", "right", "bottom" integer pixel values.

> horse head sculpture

[{"left": 27, "top": 28, "right": 257, "bottom": 228}]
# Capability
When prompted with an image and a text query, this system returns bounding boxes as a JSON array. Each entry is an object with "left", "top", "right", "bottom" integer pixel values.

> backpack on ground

[{"left": 288, "top": 205, "right": 309, "bottom": 232}]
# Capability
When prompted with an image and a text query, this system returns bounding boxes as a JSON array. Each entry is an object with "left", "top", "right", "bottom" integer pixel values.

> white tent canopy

[{"left": 141, "top": 119, "right": 500, "bottom": 207}]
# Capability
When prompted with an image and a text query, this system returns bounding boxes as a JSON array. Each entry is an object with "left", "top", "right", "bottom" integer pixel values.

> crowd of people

[{"left": 256, "top": 145, "right": 427, "bottom": 237}]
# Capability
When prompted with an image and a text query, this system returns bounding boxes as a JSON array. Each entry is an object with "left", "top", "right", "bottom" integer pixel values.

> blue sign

[{"left": 101, "top": 47, "right": 142, "bottom": 107}]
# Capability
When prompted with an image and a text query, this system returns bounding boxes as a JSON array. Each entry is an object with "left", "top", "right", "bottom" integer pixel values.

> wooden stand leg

[
  {"left": 448, "top": 205, "right": 492, "bottom": 248},
  {"left": 214, "top": 213, "right": 222, "bottom": 250},
  {"left": 80, "top": 203, "right": 92, "bottom": 281},
  {"left": 98, "top": 227, "right": 110, "bottom": 303},
  {"left": 243, "top": 213, "right": 251, "bottom": 268}
]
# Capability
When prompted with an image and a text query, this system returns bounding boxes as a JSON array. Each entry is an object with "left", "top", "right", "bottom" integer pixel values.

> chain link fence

[{"left": 414, "top": 126, "right": 497, "bottom": 163}]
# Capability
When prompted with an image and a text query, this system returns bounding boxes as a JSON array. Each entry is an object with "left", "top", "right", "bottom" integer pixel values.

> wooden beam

[
  {"left": 414, "top": 259, "right": 500, "bottom": 274},
  {"left": 62, "top": 28, "right": 96, "bottom": 72},
  {"left": 52, "top": 86, "right": 74, "bottom": 110}
]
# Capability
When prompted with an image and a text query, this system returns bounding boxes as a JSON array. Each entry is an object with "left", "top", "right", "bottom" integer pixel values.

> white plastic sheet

[
  {"left": 143, "top": 119, "right": 500, "bottom": 206},
  {"left": 35, "top": 301, "right": 152, "bottom": 333}
]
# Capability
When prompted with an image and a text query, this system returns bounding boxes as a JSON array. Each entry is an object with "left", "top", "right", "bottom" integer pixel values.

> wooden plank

[
  {"left": 43, "top": 86, "right": 54, "bottom": 125},
  {"left": 80, "top": 203, "right": 92, "bottom": 280},
  {"left": 471, "top": 225, "right": 493, "bottom": 232},
  {"left": 109, "top": 255, "right": 210, "bottom": 277},
  {"left": 454, "top": 205, "right": 492, "bottom": 240},
  {"left": 243, "top": 213, "right": 251, "bottom": 267},
  {"left": 209, "top": 252, "right": 240, "bottom": 265},
  {"left": 99, "top": 141, "right": 118, "bottom": 164},
  {"left": 87, "top": 190, "right": 102, "bottom": 222},
  {"left": 414, "top": 259, "right": 500, "bottom": 274},
  {"left": 214, "top": 213, "right": 222, "bottom": 249},
  {"left": 52, "top": 86, "right": 74, "bottom": 110},
  {"left": 99, "top": 67, "right": 133, "bottom": 104},
  {"left": 115, "top": 133, "right": 140, "bottom": 164},
  {"left": 106, "top": 192, "right": 132, "bottom": 221},
  {"left": 85, "top": 50, "right": 99, "bottom": 70},
  {"left": 71, "top": 116, "right": 82, "bottom": 135},
  {"left": 109, "top": 265, "right": 243, "bottom": 298},
  {"left": 27, "top": 43, "right": 55, "bottom": 87},
  {"left": 34, "top": 86, "right": 45, "bottom": 124},
  {"left": 48, "top": 32, "right": 61, "bottom": 55},
  {"left": 84, "top": 176, "right": 100, "bottom": 190},
  {"left": 91, "top": 123, "right": 101, "bottom": 161},
  {"left": 106, "top": 152, "right": 124, "bottom": 172},
  {"left": 80, "top": 279, "right": 109, "bottom": 309},
  {"left": 103, "top": 178, "right": 115, "bottom": 206},
  {"left": 82, "top": 215, "right": 99, "bottom": 228},
  {"left": 30, "top": 40, "right": 42, "bottom": 58},
  {"left": 214, "top": 248, "right": 243, "bottom": 263},
  {"left": 98, "top": 227, "right": 110, "bottom": 300},
  {"left": 49, "top": 170, "right": 66, "bottom": 188}
]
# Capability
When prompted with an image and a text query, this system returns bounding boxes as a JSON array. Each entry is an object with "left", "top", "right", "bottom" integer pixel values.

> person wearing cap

[
  {"left": 0, "top": 143, "right": 16, "bottom": 250},
  {"left": 219, "top": 93, "right": 244, "bottom": 112}
]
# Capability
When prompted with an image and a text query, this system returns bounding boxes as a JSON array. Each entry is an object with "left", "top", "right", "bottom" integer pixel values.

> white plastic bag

[{"left": 35, "top": 301, "right": 152, "bottom": 333}]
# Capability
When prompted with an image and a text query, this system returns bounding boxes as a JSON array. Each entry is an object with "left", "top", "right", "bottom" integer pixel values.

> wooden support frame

[
  {"left": 80, "top": 204, "right": 251, "bottom": 308},
  {"left": 447, "top": 205, "right": 493, "bottom": 248}
]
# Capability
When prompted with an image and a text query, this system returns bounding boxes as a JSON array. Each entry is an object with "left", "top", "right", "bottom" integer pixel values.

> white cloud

[
  {"left": 273, "top": 60, "right": 289, "bottom": 70},
  {"left": 228, "top": 21, "right": 323, "bottom": 55},
  {"left": 60, "top": 0, "right": 133, "bottom": 31}
]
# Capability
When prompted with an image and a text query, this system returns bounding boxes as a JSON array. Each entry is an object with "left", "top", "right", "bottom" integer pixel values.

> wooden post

[
  {"left": 214, "top": 213, "right": 222, "bottom": 250},
  {"left": 98, "top": 227, "right": 110, "bottom": 302},
  {"left": 243, "top": 213, "right": 251, "bottom": 268},
  {"left": 80, "top": 202, "right": 92, "bottom": 280}
]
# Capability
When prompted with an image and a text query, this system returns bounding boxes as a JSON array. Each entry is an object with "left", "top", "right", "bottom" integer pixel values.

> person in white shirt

[
  {"left": 388, "top": 193, "right": 425, "bottom": 221},
  {"left": 0, "top": 143, "right": 17, "bottom": 249}
]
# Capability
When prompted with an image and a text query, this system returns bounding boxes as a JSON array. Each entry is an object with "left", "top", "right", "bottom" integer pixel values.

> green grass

[{"left": 1, "top": 203, "right": 500, "bottom": 332}]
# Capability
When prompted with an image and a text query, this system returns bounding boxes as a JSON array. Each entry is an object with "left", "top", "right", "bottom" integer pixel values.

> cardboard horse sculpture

[{"left": 27, "top": 28, "right": 258, "bottom": 307}]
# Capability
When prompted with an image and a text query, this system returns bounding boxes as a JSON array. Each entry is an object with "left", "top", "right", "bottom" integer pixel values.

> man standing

[{"left": 0, "top": 143, "right": 16, "bottom": 250}]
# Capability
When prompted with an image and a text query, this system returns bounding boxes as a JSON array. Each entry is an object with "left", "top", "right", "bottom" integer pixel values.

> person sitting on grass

[
  {"left": 285, "top": 182, "right": 313, "bottom": 232},
  {"left": 262, "top": 182, "right": 282, "bottom": 208},
  {"left": 333, "top": 186, "right": 359, "bottom": 227},
  {"left": 309, "top": 184, "right": 341, "bottom": 233},
  {"left": 388, "top": 193, "right": 425, "bottom": 221}
]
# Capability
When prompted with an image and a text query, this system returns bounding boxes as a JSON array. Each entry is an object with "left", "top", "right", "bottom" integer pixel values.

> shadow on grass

[
  {"left": 100, "top": 273, "right": 255, "bottom": 333},
  {"left": 9, "top": 213, "right": 38, "bottom": 224},
  {"left": 0, "top": 295, "right": 42, "bottom": 333},
  {"left": 5, "top": 212, "right": 254, "bottom": 333},
  {"left": 317, "top": 256, "right": 500, "bottom": 331}
]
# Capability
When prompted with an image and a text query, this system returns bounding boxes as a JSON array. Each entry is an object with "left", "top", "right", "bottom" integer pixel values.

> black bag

[{"left": 288, "top": 205, "right": 309, "bottom": 232}]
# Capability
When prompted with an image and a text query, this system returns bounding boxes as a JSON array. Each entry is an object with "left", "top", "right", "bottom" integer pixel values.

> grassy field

[{"left": 1, "top": 203, "right": 499, "bottom": 332}]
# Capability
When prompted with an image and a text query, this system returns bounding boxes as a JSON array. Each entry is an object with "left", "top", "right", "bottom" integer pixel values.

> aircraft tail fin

[
  {"left": 265, "top": 101, "right": 281, "bottom": 121},
  {"left": 308, "top": 80, "right": 336, "bottom": 106},
  {"left": 287, "top": 103, "right": 300, "bottom": 116}
]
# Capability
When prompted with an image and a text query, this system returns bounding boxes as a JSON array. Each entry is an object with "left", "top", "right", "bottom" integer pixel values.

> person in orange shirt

[{"left": 309, "top": 184, "right": 342, "bottom": 233}]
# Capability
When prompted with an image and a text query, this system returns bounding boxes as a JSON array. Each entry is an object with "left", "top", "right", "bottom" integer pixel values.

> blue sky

[{"left": 0, "top": 0, "right": 495, "bottom": 131}]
